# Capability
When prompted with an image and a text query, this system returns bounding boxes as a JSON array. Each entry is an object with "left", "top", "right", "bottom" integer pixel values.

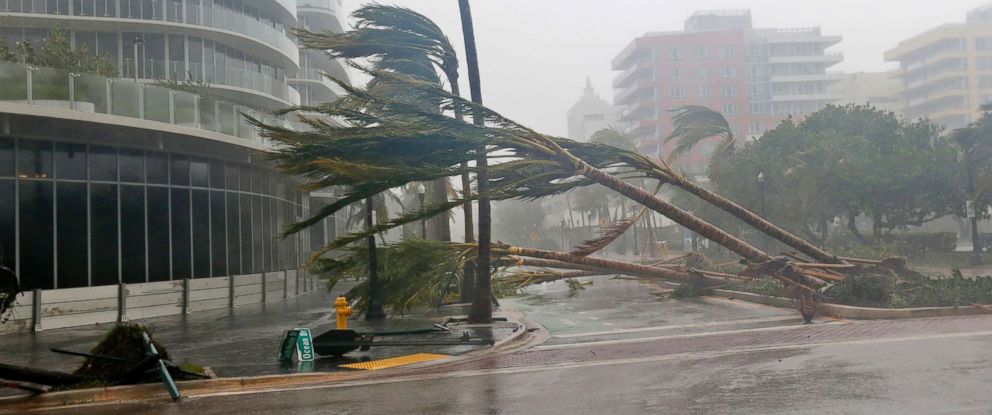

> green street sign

[
  {"left": 278, "top": 328, "right": 314, "bottom": 362},
  {"left": 297, "top": 328, "right": 314, "bottom": 362},
  {"left": 277, "top": 329, "right": 300, "bottom": 361}
]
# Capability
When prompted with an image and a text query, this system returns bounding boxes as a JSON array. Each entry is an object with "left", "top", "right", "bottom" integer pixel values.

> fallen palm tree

[{"left": 255, "top": 42, "right": 929, "bottom": 320}]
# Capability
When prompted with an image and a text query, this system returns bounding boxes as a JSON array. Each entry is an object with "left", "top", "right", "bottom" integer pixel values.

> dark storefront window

[
  {"left": 3, "top": 138, "right": 306, "bottom": 289},
  {"left": 226, "top": 192, "right": 241, "bottom": 275},
  {"left": 0, "top": 180, "right": 15, "bottom": 273},
  {"left": 19, "top": 181, "right": 54, "bottom": 289},
  {"left": 210, "top": 190, "right": 227, "bottom": 277},
  {"left": 89, "top": 145, "right": 118, "bottom": 182},
  {"left": 146, "top": 151, "right": 169, "bottom": 184},
  {"left": 171, "top": 188, "right": 191, "bottom": 279},
  {"left": 121, "top": 185, "right": 146, "bottom": 283},
  {"left": 147, "top": 186, "right": 171, "bottom": 281},
  {"left": 90, "top": 183, "right": 119, "bottom": 285},
  {"left": 17, "top": 140, "right": 53, "bottom": 179},
  {"left": 191, "top": 189, "right": 210, "bottom": 278},
  {"left": 56, "top": 182, "right": 88, "bottom": 288},
  {"left": 55, "top": 143, "right": 87, "bottom": 180}
]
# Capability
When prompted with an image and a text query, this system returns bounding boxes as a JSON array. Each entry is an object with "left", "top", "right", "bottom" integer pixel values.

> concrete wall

[{"left": 0, "top": 271, "right": 317, "bottom": 335}]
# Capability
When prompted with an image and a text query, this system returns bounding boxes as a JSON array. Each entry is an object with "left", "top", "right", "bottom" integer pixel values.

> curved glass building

[{"left": 0, "top": 0, "right": 348, "bottom": 293}]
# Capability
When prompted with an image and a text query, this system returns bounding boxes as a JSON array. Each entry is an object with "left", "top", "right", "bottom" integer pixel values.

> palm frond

[{"left": 666, "top": 105, "right": 735, "bottom": 163}]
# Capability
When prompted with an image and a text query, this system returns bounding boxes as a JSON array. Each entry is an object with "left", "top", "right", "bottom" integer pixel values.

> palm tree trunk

[
  {"left": 579, "top": 165, "right": 771, "bottom": 262},
  {"left": 459, "top": 0, "right": 492, "bottom": 323},
  {"left": 365, "top": 197, "right": 385, "bottom": 320},
  {"left": 673, "top": 177, "right": 841, "bottom": 263},
  {"left": 451, "top": 81, "right": 477, "bottom": 302},
  {"left": 428, "top": 179, "right": 451, "bottom": 241},
  {"left": 500, "top": 246, "right": 723, "bottom": 286}
]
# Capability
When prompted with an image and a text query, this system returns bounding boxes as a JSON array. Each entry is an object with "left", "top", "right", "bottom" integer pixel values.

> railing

[
  {"left": 0, "top": 60, "right": 289, "bottom": 145},
  {"left": 0, "top": 1, "right": 298, "bottom": 61},
  {"left": 117, "top": 58, "right": 294, "bottom": 103}
]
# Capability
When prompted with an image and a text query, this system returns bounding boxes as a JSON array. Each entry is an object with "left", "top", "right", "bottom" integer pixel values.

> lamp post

[
  {"left": 417, "top": 183, "right": 427, "bottom": 239},
  {"left": 365, "top": 197, "right": 385, "bottom": 320},
  {"left": 133, "top": 36, "right": 144, "bottom": 81}
]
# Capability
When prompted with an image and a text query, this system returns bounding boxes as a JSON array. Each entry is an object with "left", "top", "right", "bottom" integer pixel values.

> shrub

[{"left": 823, "top": 275, "right": 894, "bottom": 307}]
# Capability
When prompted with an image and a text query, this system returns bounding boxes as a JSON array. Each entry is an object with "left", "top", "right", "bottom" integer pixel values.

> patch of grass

[{"left": 671, "top": 283, "right": 712, "bottom": 298}]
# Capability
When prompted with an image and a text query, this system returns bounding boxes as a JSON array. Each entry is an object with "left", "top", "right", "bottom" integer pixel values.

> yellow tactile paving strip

[{"left": 339, "top": 353, "right": 449, "bottom": 370}]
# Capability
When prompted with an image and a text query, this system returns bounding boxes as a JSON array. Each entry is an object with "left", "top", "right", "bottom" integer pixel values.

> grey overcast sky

[{"left": 341, "top": 0, "right": 989, "bottom": 136}]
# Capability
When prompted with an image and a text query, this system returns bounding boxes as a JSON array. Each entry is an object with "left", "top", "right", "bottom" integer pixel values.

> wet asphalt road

[{"left": 16, "top": 276, "right": 992, "bottom": 414}]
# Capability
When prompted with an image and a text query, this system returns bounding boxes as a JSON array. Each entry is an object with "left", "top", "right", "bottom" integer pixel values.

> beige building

[
  {"left": 567, "top": 78, "right": 618, "bottom": 141},
  {"left": 884, "top": 3, "right": 992, "bottom": 129},
  {"left": 828, "top": 71, "right": 904, "bottom": 114}
]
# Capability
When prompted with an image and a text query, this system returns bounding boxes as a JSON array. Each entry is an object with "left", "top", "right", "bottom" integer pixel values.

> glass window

[
  {"left": 210, "top": 190, "right": 227, "bottom": 277},
  {"left": 190, "top": 157, "right": 209, "bottom": 188},
  {"left": 0, "top": 180, "right": 15, "bottom": 273},
  {"left": 224, "top": 163, "right": 239, "bottom": 190},
  {"left": 262, "top": 196, "right": 272, "bottom": 272},
  {"left": 171, "top": 154, "right": 190, "bottom": 186},
  {"left": 192, "top": 190, "right": 210, "bottom": 277},
  {"left": 0, "top": 138, "right": 13, "bottom": 177},
  {"left": 120, "top": 148, "right": 145, "bottom": 183},
  {"left": 239, "top": 193, "right": 252, "bottom": 273},
  {"left": 226, "top": 192, "right": 241, "bottom": 275},
  {"left": 19, "top": 174, "right": 54, "bottom": 289},
  {"left": 17, "top": 139, "right": 53, "bottom": 179},
  {"left": 269, "top": 198, "right": 279, "bottom": 271},
  {"left": 146, "top": 151, "right": 169, "bottom": 184},
  {"left": 55, "top": 142, "right": 87, "bottom": 180},
  {"left": 89, "top": 145, "right": 117, "bottom": 181},
  {"left": 147, "top": 187, "right": 171, "bottom": 281},
  {"left": 171, "top": 188, "right": 192, "bottom": 279},
  {"left": 57, "top": 182, "right": 88, "bottom": 288},
  {"left": 121, "top": 185, "right": 146, "bottom": 283},
  {"left": 251, "top": 168, "right": 262, "bottom": 193},
  {"left": 239, "top": 165, "right": 251, "bottom": 192},
  {"left": 90, "top": 183, "right": 119, "bottom": 285},
  {"left": 97, "top": 32, "right": 119, "bottom": 63},
  {"left": 209, "top": 160, "right": 225, "bottom": 189},
  {"left": 252, "top": 195, "right": 264, "bottom": 273}
]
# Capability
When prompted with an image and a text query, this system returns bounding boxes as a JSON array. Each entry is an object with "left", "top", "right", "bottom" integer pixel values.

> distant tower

[{"left": 567, "top": 77, "right": 618, "bottom": 141}]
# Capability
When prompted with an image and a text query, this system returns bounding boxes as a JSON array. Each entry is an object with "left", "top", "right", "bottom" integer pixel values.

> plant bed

[{"left": 722, "top": 269, "right": 992, "bottom": 309}]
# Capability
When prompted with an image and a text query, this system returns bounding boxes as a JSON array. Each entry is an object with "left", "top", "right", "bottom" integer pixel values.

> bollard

[{"left": 334, "top": 296, "right": 352, "bottom": 330}]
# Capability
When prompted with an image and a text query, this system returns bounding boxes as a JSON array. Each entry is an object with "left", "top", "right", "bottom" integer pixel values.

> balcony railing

[
  {"left": 1, "top": 1, "right": 298, "bottom": 61},
  {"left": 118, "top": 58, "right": 294, "bottom": 103},
  {"left": 0, "top": 60, "right": 288, "bottom": 145}
]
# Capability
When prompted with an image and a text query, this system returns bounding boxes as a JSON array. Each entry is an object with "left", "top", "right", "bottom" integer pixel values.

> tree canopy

[{"left": 690, "top": 104, "right": 961, "bottom": 244}]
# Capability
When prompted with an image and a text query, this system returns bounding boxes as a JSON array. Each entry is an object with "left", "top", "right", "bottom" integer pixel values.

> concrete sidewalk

[{"left": 0, "top": 279, "right": 518, "bottom": 381}]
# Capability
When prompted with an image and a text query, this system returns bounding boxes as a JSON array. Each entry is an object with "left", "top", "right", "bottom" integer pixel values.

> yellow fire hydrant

[{"left": 334, "top": 296, "right": 352, "bottom": 329}]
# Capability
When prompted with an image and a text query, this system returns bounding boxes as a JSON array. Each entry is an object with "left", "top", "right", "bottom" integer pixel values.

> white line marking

[
  {"left": 536, "top": 320, "right": 847, "bottom": 350},
  {"left": 181, "top": 328, "right": 992, "bottom": 401},
  {"left": 554, "top": 315, "right": 802, "bottom": 339}
]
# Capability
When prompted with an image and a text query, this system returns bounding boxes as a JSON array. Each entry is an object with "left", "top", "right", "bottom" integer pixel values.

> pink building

[{"left": 613, "top": 10, "right": 842, "bottom": 176}]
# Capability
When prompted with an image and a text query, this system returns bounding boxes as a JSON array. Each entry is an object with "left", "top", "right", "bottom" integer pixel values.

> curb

[
  {"left": 710, "top": 288, "right": 992, "bottom": 320},
  {"left": 0, "top": 310, "right": 535, "bottom": 413}
]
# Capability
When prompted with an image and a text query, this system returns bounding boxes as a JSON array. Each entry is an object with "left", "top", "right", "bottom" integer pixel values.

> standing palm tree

[
  {"left": 297, "top": 5, "right": 464, "bottom": 242},
  {"left": 950, "top": 104, "right": 992, "bottom": 265},
  {"left": 458, "top": 0, "right": 493, "bottom": 323},
  {"left": 665, "top": 105, "right": 843, "bottom": 264}
]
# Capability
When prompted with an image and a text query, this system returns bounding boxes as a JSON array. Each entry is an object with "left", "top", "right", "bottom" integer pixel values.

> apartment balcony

[
  {"left": 0, "top": 60, "right": 289, "bottom": 147},
  {"left": 613, "top": 62, "right": 654, "bottom": 89},
  {"left": 613, "top": 79, "right": 655, "bottom": 105},
  {"left": 770, "top": 93, "right": 837, "bottom": 102},
  {"left": 1, "top": 4, "right": 300, "bottom": 70},
  {"left": 767, "top": 52, "right": 843, "bottom": 66},
  {"left": 768, "top": 72, "right": 845, "bottom": 83},
  {"left": 618, "top": 99, "right": 657, "bottom": 122}
]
